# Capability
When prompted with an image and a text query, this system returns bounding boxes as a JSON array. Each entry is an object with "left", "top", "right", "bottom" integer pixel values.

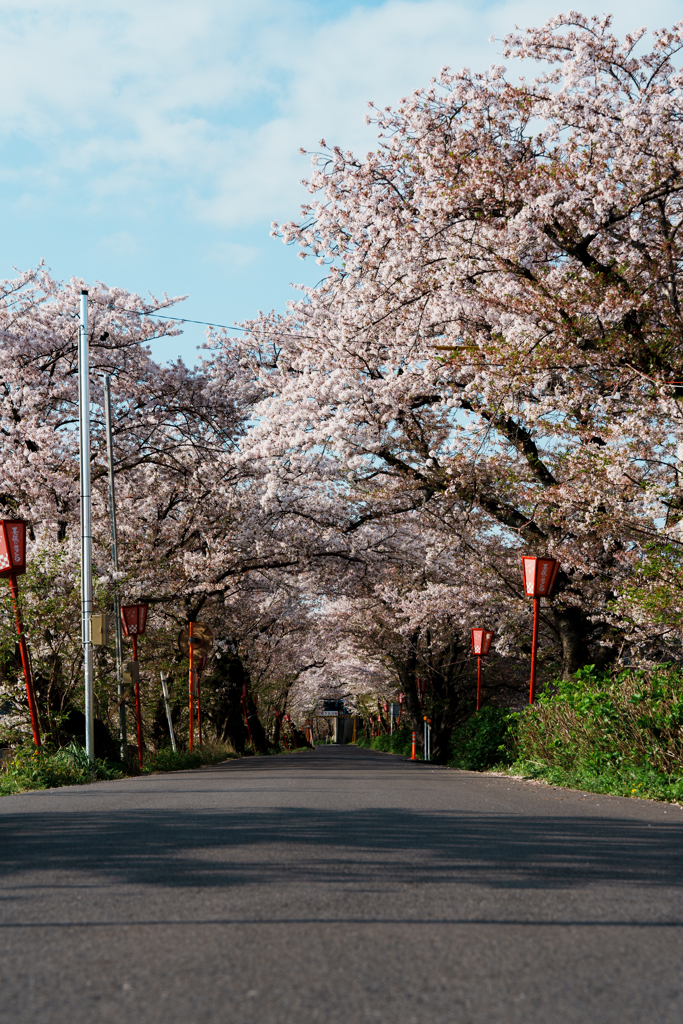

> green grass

[
  {"left": 0, "top": 742, "right": 123, "bottom": 796},
  {"left": 448, "top": 706, "right": 517, "bottom": 770},
  {"left": 503, "top": 758, "right": 683, "bottom": 802},
  {"left": 142, "top": 743, "right": 237, "bottom": 773},
  {"left": 0, "top": 739, "right": 239, "bottom": 795},
  {"left": 356, "top": 728, "right": 415, "bottom": 757}
]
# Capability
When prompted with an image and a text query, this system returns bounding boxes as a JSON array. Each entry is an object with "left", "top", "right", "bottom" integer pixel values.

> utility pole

[
  {"left": 78, "top": 290, "right": 94, "bottom": 759},
  {"left": 104, "top": 374, "right": 127, "bottom": 759}
]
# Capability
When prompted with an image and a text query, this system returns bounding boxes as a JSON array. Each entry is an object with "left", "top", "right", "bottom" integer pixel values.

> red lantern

[
  {"left": 397, "top": 691, "right": 404, "bottom": 726},
  {"left": 120, "top": 604, "right": 148, "bottom": 637},
  {"left": 520, "top": 556, "right": 560, "bottom": 704},
  {"left": 521, "top": 556, "right": 560, "bottom": 598},
  {"left": 470, "top": 628, "right": 495, "bottom": 712},
  {"left": 470, "top": 628, "right": 494, "bottom": 657},
  {"left": 416, "top": 677, "right": 429, "bottom": 709},
  {"left": 0, "top": 519, "right": 27, "bottom": 577}
]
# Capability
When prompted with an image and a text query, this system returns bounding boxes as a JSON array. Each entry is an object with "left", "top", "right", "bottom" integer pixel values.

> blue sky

[{"left": 1, "top": 0, "right": 680, "bottom": 364}]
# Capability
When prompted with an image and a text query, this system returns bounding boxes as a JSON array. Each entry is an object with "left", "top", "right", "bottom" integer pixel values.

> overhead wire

[{"left": 87, "top": 301, "right": 322, "bottom": 343}]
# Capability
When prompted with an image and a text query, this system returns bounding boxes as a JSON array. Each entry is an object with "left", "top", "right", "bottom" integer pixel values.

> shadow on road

[{"left": 1, "top": 802, "right": 682, "bottom": 892}]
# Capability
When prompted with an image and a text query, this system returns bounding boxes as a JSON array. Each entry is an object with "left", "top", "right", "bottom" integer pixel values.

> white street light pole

[
  {"left": 78, "top": 290, "right": 94, "bottom": 759},
  {"left": 160, "top": 672, "right": 177, "bottom": 753}
]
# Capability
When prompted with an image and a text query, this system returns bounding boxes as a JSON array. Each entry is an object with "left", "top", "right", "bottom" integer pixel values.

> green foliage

[
  {"left": 516, "top": 665, "right": 683, "bottom": 774},
  {"left": 511, "top": 758, "right": 683, "bottom": 802},
  {"left": 357, "top": 727, "right": 414, "bottom": 757},
  {"left": 0, "top": 742, "right": 123, "bottom": 795},
  {"left": 0, "top": 739, "right": 239, "bottom": 796},
  {"left": 448, "top": 706, "right": 518, "bottom": 770},
  {"left": 619, "top": 542, "right": 683, "bottom": 632},
  {"left": 507, "top": 664, "right": 683, "bottom": 801},
  {"left": 142, "top": 742, "right": 237, "bottom": 774}
]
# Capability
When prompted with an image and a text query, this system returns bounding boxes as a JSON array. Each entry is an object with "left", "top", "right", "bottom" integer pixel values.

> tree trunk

[{"left": 550, "top": 605, "right": 615, "bottom": 679}]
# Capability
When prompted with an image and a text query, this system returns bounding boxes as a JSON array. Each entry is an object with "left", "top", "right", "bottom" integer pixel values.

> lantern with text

[
  {"left": 470, "top": 628, "right": 495, "bottom": 712},
  {"left": 397, "top": 691, "right": 404, "bottom": 726},
  {"left": 0, "top": 519, "right": 26, "bottom": 577},
  {"left": 417, "top": 677, "right": 429, "bottom": 708},
  {"left": 121, "top": 604, "right": 149, "bottom": 766},
  {"left": 520, "top": 557, "right": 560, "bottom": 704},
  {"left": 0, "top": 520, "right": 40, "bottom": 747}
]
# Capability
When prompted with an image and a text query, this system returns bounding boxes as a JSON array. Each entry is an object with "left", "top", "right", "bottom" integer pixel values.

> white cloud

[
  {"left": 98, "top": 231, "right": 144, "bottom": 256},
  {"left": 205, "top": 241, "right": 261, "bottom": 267},
  {"left": 0, "top": 0, "right": 681, "bottom": 230}
]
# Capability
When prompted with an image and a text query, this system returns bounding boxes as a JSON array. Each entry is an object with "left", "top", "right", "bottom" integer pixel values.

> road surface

[{"left": 1, "top": 744, "right": 682, "bottom": 1023}]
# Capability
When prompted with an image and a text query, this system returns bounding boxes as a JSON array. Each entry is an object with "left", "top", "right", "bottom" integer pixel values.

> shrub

[
  {"left": 357, "top": 727, "right": 414, "bottom": 757},
  {"left": 448, "top": 706, "right": 517, "bottom": 771},
  {"left": 142, "top": 742, "right": 236, "bottom": 774},
  {"left": 0, "top": 742, "right": 123, "bottom": 795},
  {"left": 516, "top": 665, "right": 683, "bottom": 775}
]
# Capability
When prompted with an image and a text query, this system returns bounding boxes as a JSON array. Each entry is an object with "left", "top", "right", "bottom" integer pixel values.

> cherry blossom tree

[{"left": 224, "top": 12, "right": 683, "bottom": 681}]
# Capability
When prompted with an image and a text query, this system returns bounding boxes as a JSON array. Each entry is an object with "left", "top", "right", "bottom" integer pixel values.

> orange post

[
  {"left": 188, "top": 622, "right": 195, "bottom": 751},
  {"left": 7, "top": 574, "right": 40, "bottom": 748},
  {"left": 410, "top": 731, "right": 417, "bottom": 760}
]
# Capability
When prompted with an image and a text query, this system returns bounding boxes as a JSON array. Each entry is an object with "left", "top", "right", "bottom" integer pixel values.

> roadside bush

[
  {"left": 448, "top": 707, "right": 517, "bottom": 770},
  {"left": 0, "top": 742, "right": 123, "bottom": 796},
  {"left": 516, "top": 665, "right": 683, "bottom": 774},
  {"left": 509, "top": 665, "right": 683, "bottom": 801},
  {"left": 357, "top": 727, "right": 414, "bottom": 757},
  {"left": 143, "top": 742, "right": 236, "bottom": 774}
]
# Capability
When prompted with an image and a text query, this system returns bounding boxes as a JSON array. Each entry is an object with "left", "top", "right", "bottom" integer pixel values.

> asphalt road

[{"left": 1, "top": 744, "right": 683, "bottom": 1024}]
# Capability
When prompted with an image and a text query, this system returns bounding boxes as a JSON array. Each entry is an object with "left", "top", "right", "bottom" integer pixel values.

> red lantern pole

[
  {"left": 529, "top": 597, "right": 540, "bottom": 705},
  {"left": 8, "top": 574, "right": 40, "bottom": 748},
  {"left": 0, "top": 521, "right": 40, "bottom": 748},
  {"left": 122, "top": 604, "right": 148, "bottom": 767},
  {"left": 131, "top": 634, "right": 143, "bottom": 768},
  {"left": 471, "top": 628, "right": 495, "bottom": 713},
  {"left": 521, "top": 557, "right": 560, "bottom": 705},
  {"left": 188, "top": 622, "right": 195, "bottom": 752}
]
